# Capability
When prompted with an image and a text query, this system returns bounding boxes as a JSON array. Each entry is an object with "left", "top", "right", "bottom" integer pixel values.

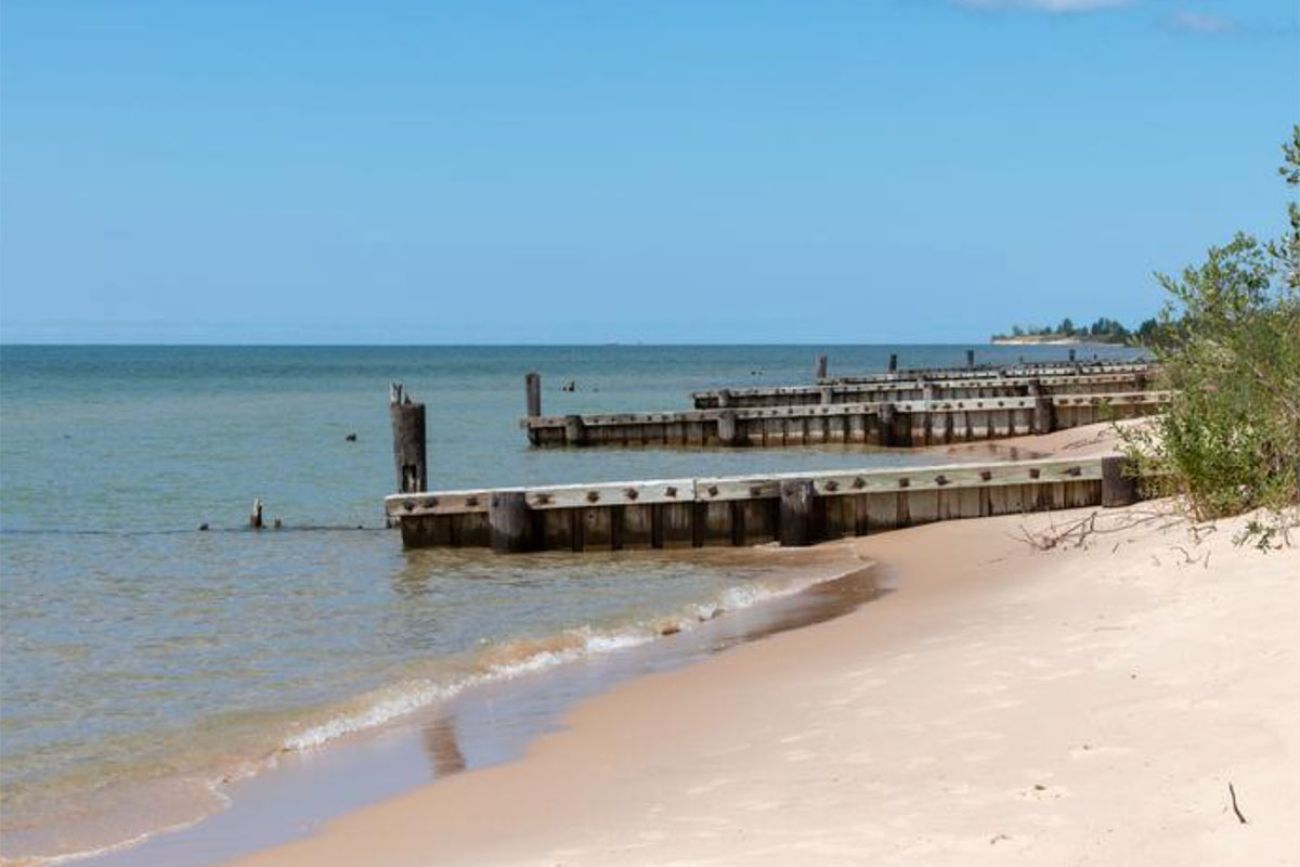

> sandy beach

[{"left": 222, "top": 424, "right": 1300, "bottom": 867}]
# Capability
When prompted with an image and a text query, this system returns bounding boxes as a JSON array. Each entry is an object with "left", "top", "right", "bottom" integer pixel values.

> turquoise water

[{"left": 0, "top": 343, "right": 1141, "bottom": 861}]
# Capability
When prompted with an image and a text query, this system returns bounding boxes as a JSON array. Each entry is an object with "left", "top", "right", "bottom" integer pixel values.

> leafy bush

[{"left": 1123, "top": 128, "right": 1300, "bottom": 522}]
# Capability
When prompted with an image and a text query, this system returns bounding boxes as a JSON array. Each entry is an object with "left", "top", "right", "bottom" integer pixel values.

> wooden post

[
  {"left": 389, "top": 383, "right": 427, "bottom": 494},
  {"left": 966, "top": 349, "right": 975, "bottom": 369},
  {"left": 1101, "top": 456, "right": 1138, "bottom": 507},
  {"left": 878, "top": 403, "right": 896, "bottom": 447},
  {"left": 249, "top": 498, "right": 263, "bottom": 529},
  {"left": 1068, "top": 348, "right": 1077, "bottom": 363},
  {"left": 921, "top": 380, "right": 935, "bottom": 403},
  {"left": 563, "top": 414, "right": 587, "bottom": 446},
  {"left": 815, "top": 353, "right": 829, "bottom": 381},
  {"left": 489, "top": 491, "right": 534, "bottom": 553},
  {"left": 888, "top": 353, "right": 898, "bottom": 373},
  {"left": 819, "top": 386, "right": 834, "bottom": 405},
  {"left": 1028, "top": 379, "right": 1054, "bottom": 435},
  {"left": 717, "top": 388, "right": 733, "bottom": 408},
  {"left": 779, "top": 478, "right": 816, "bottom": 547},
  {"left": 717, "top": 409, "right": 740, "bottom": 446},
  {"left": 525, "top": 372, "right": 541, "bottom": 418}
]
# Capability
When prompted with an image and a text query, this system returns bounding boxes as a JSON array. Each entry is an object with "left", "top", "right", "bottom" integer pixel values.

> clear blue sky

[{"left": 1, "top": 0, "right": 1295, "bottom": 344}]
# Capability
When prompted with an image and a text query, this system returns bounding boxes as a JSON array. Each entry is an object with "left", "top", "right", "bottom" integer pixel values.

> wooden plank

[
  {"left": 865, "top": 492, "right": 898, "bottom": 531},
  {"left": 908, "top": 489, "right": 940, "bottom": 525}
]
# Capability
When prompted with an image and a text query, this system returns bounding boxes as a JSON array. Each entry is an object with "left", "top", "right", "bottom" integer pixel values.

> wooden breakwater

[
  {"left": 822, "top": 359, "right": 1150, "bottom": 385},
  {"left": 692, "top": 369, "right": 1154, "bottom": 409},
  {"left": 385, "top": 454, "right": 1141, "bottom": 551},
  {"left": 522, "top": 390, "right": 1168, "bottom": 448},
  {"left": 520, "top": 356, "right": 1159, "bottom": 449}
]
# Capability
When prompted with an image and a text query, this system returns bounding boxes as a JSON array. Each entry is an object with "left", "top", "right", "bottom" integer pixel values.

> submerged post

[
  {"left": 815, "top": 353, "right": 829, "bottom": 381},
  {"left": 1101, "top": 456, "right": 1138, "bottom": 507},
  {"left": 779, "top": 478, "right": 816, "bottom": 547},
  {"left": 525, "top": 372, "right": 542, "bottom": 418},
  {"left": 389, "top": 383, "right": 428, "bottom": 494},
  {"left": 489, "top": 491, "right": 534, "bottom": 553}
]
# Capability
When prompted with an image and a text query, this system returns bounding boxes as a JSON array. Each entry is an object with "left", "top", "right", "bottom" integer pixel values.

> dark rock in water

[
  {"left": 659, "top": 624, "right": 681, "bottom": 636},
  {"left": 198, "top": 523, "right": 209, "bottom": 531},
  {"left": 272, "top": 518, "right": 283, "bottom": 529},
  {"left": 345, "top": 433, "right": 358, "bottom": 442}
]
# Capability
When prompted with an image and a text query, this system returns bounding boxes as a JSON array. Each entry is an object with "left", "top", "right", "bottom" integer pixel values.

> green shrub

[{"left": 1122, "top": 129, "right": 1300, "bottom": 522}]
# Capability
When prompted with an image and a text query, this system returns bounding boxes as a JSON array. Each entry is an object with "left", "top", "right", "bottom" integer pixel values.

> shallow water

[{"left": 0, "top": 343, "right": 1141, "bottom": 861}]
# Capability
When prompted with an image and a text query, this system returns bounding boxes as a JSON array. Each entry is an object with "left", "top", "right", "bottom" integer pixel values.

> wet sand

[{"left": 222, "top": 424, "right": 1300, "bottom": 866}]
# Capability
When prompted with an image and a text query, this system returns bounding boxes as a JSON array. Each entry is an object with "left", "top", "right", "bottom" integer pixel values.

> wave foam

[{"left": 281, "top": 563, "right": 859, "bottom": 754}]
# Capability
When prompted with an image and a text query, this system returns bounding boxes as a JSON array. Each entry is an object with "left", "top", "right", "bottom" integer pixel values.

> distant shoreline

[{"left": 990, "top": 336, "right": 1126, "bottom": 346}]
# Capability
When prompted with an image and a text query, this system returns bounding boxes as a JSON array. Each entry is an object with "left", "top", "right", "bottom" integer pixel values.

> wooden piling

[
  {"left": 779, "top": 478, "right": 816, "bottom": 547},
  {"left": 717, "top": 409, "right": 740, "bottom": 446},
  {"left": 1027, "top": 379, "right": 1054, "bottom": 435},
  {"left": 966, "top": 349, "right": 975, "bottom": 369},
  {"left": 249, "top": 498, "right": 263, "bottom": 529},
  {"left": 888, "top": 353, "right": 898, "bottom": 373},
  {"left": 819, "top": 386, "right": 834, "bottom": 405},
  {"left": 389, "top": 383, "right": 427, "bottom": 494},
  {"left": 1069, "top": 348, "right": 1077, "bottom": 362},
  {"left": 563, "top": 414, "right": 587, "bottom": 446},
  {"left": 489, "top": 491, "right": 534, "bottom": 553},
  {"left": 525, "top": 372, "right": 542, "bottom": 418},
  {"left": 878, "top": 402, "right": 897, "bottom": 447},
  {"left": 1101, "top": 456, "right": 1138, "bottom": 507},
  {"left": 815, "top": 354, "right": 829, "bottom": 381}
]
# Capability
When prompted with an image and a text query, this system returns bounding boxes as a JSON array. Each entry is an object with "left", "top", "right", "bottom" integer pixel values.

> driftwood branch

[
  {"left": 1228, "top": 782, "right": 1248, "bottom": 824},
  {"left": 1012, "top": 507, "right": 1189, "bottom": 552}
]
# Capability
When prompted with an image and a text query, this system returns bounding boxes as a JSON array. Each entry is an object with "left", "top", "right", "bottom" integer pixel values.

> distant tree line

[{"left": 991, "top": 316, "right": 1162, "bottom": 345}]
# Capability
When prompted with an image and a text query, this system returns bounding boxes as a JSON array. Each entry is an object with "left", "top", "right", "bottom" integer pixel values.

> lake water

[{"left": 0, "top": 343, "right": 1142, "bottom": 862}]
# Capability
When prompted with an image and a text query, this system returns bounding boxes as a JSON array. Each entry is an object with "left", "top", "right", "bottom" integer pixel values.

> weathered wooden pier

[
  {"left": 385, "top": 453, "right": 1141, "bottom": 552},
  {"left": 520, "top": 358, "right": 1161, "bottom": 449}
]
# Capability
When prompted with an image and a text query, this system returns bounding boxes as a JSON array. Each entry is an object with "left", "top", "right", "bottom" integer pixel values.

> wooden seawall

[
  {"left": 822, "top": 359, "right": 1150, "bottom": 385},
  {"left": 522, "top": 391, "right": 1168, "bottom": 448},
  {"left": 385, "top": 455, "right": 1141, "bottom": 551},
  {"left": 691, "top": 370, "right": 1153, "bottom": 410}
]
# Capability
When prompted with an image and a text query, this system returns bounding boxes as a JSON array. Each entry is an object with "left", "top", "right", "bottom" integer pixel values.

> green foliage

[{"left": 1122, "top": 127, "right": 1300, "bottom": 523}]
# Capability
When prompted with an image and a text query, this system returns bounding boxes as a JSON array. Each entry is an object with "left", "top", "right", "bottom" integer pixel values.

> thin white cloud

[
  {"left": 954, "top": 0, "right": 1133, "bottom": 12},
  {"left": 1167, "top": 10, "right": 1234, "bottom": 33}
]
